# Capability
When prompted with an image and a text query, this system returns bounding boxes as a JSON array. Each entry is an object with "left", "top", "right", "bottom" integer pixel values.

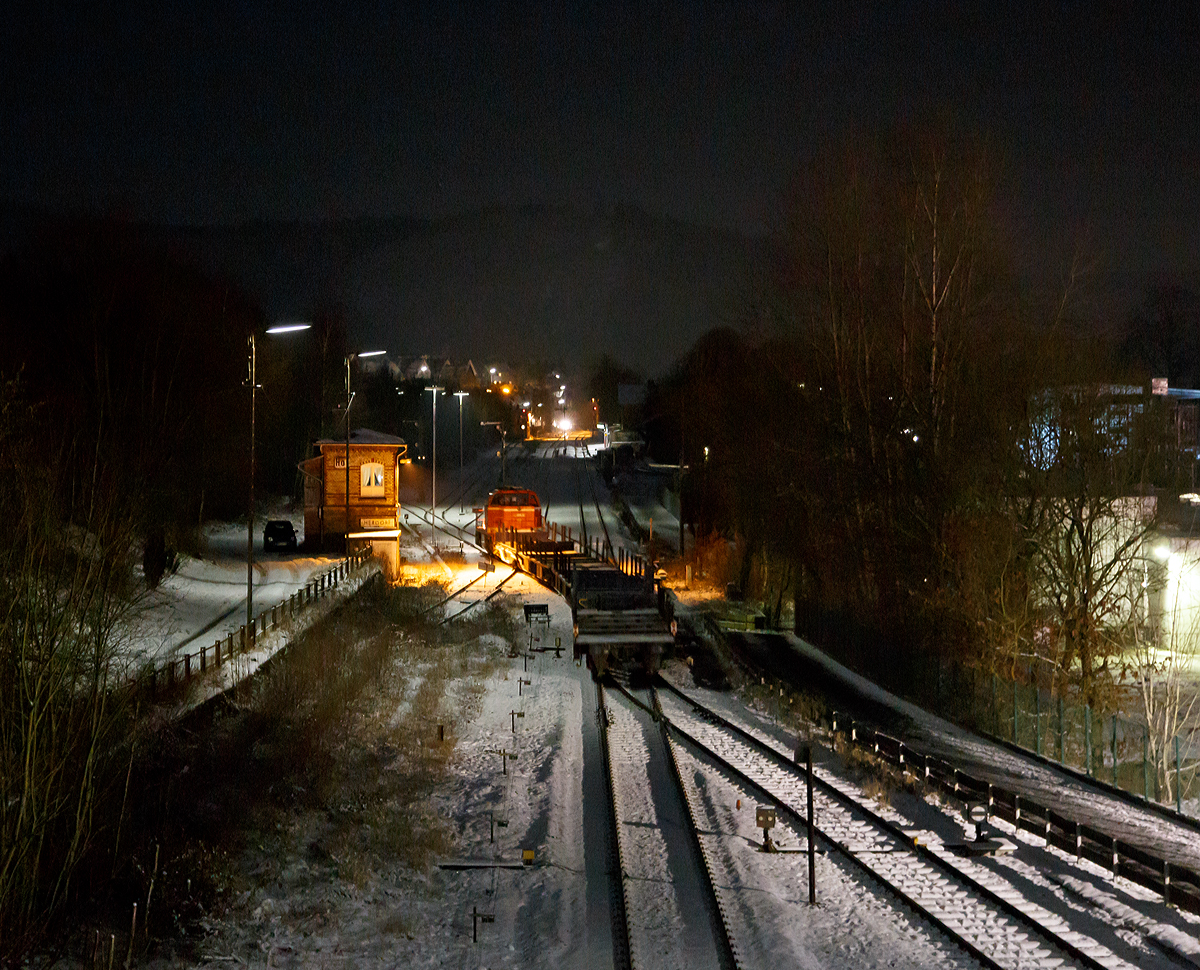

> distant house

[
  {"left": 405, "top": 356, "right": 433, "bottom": 381},
  {"left": 299, "top": 428, "right": 408, "bottom": 576},
  {"left": 457, "top": 360, "right": 481, "bottom": 388}
]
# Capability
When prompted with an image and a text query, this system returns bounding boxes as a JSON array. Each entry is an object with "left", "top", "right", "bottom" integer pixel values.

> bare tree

[
  {"left": 1132, "top": 541, "right": 1200, "bottom": 804},
  {"left": 1016, "top": 383, "right": 1160, "bottom": 706},
  {"left": 780, "top": 122, "right": 1013, "bottom": 645},
  {"left": 0, "top": 375, "right": 142, "bottom": 954}
]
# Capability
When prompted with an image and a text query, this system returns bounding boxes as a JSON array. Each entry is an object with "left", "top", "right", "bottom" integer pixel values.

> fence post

[
  {"left": 1013, "top": 679, "right": 1019, "bottom": 745},
  {"left": 200, "top": 645, "right": 206, "bottom": 672},
  {"left": 1058, "top": 695, "right": 1065, "bottom": 764},
  {"left": 1144, "top": 724, "right": 1151, "bottom": 801},
  {"left": 1085, "top": 705, "right": 1092, "bottom": 776},
  {"left": 1112, "top": 716, "right": 1119, "bottom": 788},
  {"left": 215, "top": 638, "right": 221, "bottom": 667},
  {"left": 1176, "top": 734, "right": 1183, "bottom": 814},
  {"left": 1034, "top": 685, "right": 1041, "bottom": 756},
  {"left": 992, "top": 674, "right": 999, "bottom": 736}
]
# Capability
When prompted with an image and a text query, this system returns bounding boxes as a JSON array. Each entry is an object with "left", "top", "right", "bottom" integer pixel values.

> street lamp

[
  {"left": 454, "top": 391, "right": 469, "bottom": 513},
  {"left": 344, "top": 350, "right": 386, "bottom": 554},
  {"left": 426, "top": 385, "right": 444, "bottom": 542},
  {"left": 246, "top": 322, "right": 310, "bottom": 641}
]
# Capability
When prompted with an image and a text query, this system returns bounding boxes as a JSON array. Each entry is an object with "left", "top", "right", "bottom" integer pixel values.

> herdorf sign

[{"left": 360, "top": 517, "right": 396, "bottom": 530}]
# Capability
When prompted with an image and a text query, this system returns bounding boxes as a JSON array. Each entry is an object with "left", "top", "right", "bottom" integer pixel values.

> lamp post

[
  {"left": 246, "top": 323, "right": 310, "bottom": 641},
  {"left": 344, "top": 350, "right": 385, "bottom": 554},
  {"left": 454, "top": 391, "right": 469, "bottom": 513},
  {"left": 426, "top": 385, "right": 444, "bottom": 542}
]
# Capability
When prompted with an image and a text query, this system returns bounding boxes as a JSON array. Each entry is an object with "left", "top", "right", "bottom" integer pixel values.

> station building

[{"left": 299, "top": 428, "right": 411, "bottom": 577}]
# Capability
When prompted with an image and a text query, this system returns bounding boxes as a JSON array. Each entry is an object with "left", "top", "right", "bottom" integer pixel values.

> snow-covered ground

[
  {"left": 179, "top": 568, "right": 1196, "bottom": 969},
  {"left": 116, "top": 451, "right": 1200, "bottom": 968},
  {"left": 123, "top": 519, "right": 341, "bottom": 666}
]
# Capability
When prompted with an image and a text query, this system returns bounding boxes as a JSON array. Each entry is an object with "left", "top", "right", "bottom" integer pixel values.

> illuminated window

[{"left": 360, "top": 461, "right": 385, "bottom": 497}]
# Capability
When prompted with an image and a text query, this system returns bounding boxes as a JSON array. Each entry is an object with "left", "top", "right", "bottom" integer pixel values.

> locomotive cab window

[{"left": 360, "top": 462, "right": 385, "bottom": 498}]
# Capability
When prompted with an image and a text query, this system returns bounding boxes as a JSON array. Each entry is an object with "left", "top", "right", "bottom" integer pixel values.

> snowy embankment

[
  {"left": 781, "top": 632, "right": 1200, "bottom": 873},
  {"left": 123, "top": 521, "right": 341, "bottom": 667},
  {"left": 661, "top": 663, "right": 1200, "bottom": 970}
]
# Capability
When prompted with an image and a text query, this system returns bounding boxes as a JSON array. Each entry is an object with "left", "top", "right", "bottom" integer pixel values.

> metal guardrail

[
  {"left": 830, "top": 711, "right": 1200, "bottom": 912},
  {"left": 138, "top": 547, "right": 374, "bottom": 698}
]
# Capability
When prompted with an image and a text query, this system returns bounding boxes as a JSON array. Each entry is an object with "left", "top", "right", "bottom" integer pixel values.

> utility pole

[
  {"left": 344, "top": 350, "right": 385, "bottom": 554},
  {"left": 246, "top": 323, "right": 309, "bottom": 640},
  {"left": 246, "top": 333, "right": 258, "bottom": 639},
  {"left": 455, "top": 390, "right": 469, "bottom": 513},
  {"left": 426, "top": 386, "right": 444, "bottom": 543},
  {"left": 344, "top": 356, "right": 354, "bottom": 555}
]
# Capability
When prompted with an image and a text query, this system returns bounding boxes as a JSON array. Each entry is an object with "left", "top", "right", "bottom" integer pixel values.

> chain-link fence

[{"left": 909, "top": 656, "right": 1200, "bottom": 815}]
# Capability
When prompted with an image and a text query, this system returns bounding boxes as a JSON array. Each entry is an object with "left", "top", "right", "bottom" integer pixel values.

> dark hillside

[{"left": 152, "top": 206, "right": 759, "bottom": 376}]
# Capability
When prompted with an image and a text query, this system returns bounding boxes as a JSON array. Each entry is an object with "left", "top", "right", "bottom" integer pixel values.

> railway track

[
  {"left": 596, "top": 682, "right": 635, "bottom": 970},
  {"left": 599, "top": 678, "right": 737, "bottom": 970},
  {"left": 633, "top": 677, "right": 1166, "bottom": 970},
  {"left": 418, "top": 447, "right": 1196, "bottom": 966}
]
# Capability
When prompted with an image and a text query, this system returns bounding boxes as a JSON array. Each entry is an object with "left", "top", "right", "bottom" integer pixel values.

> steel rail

[
  {"left": 439, "top": 568, "right": 518, "bottom": 623},
  {"left": 596, "top": 682, "right": 636, "bottom": 970},
  {"left": 644, "top": 679, "right": 1134, "bottom": 970},
  {"left": 647, "top": 685, "right": 742, "bottom": 970}
]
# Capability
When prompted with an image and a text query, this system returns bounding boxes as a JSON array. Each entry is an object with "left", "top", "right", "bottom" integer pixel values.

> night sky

[{"left": 2, "top": 2, "right": 1198, "bottom": 281}]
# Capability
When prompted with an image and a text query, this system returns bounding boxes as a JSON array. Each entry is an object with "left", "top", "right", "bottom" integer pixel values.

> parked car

[{"left": 263, "top": 519, "right": 298, "bottom": 551}]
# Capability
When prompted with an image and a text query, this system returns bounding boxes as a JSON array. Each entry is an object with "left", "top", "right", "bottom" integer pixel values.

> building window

[{"left": 360, "top": 462, "right": 385, "bottom": 498}]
